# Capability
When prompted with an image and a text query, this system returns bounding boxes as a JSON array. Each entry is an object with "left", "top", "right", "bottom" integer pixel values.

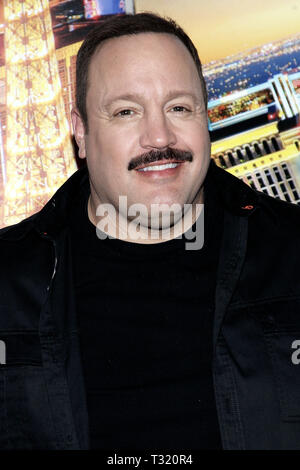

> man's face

[{"left": 72, "top": 32, "right": 211, "bottom": 228}]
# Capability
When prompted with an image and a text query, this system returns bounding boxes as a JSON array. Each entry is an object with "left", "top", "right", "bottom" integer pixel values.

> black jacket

[{"left": 0, "top": 159, "right": 300, "bottom": 450}]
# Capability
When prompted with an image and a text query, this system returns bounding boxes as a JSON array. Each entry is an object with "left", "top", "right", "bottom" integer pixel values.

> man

[{"left": 0, "top": 13, "right": 300, "bottom": 451}]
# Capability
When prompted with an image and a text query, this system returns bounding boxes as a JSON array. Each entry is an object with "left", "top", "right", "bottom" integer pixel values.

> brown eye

[
  {"left": 171, "top": 106, "right": 190, "bottom": 113},
  {"left": 117, "top": 109, "right": 134, "bottom": 116}
]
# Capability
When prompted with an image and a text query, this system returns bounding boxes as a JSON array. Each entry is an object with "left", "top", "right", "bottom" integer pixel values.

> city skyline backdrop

[
  {"left": 135, "top": 0, "right": 300, "bottom": 63},
  {"left": 1, "top": 1, "right": 300, "bottom": 65}
]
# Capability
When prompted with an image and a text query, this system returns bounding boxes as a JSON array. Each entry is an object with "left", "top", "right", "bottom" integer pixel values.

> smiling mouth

[{"left": 135, "top": 160, "right": 183, "bottom": 172}]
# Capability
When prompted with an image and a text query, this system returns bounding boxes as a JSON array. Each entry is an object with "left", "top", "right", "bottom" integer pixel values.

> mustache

[{"left": 128, "top": 148, "right": 193, "bottom": 171}]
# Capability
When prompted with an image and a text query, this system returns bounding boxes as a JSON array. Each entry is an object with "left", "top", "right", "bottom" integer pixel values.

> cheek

[
  {"left": 89, "top": 134, "right": 137, "bottom": 189},
  {"left": 176, "top": 121, "right": 209, "bottom": 150},
  {"left": 87, "top": 131, "right": 123, "bottom": 167}
]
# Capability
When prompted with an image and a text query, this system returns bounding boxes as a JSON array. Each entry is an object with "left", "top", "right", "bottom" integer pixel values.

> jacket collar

[
  {"left": 205, "top": 159, "right": 260, "bottom": 217},
  {"left": 0, "top": 165, "right": 89, "bottom": 240},
  {"left": 0, "top": 159, "right": 261, "bottom": 241}
]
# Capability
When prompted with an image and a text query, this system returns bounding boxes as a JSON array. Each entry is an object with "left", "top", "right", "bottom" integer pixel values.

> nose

[{"left": 139, "top": 110, "right": 177, "bottom": 150}]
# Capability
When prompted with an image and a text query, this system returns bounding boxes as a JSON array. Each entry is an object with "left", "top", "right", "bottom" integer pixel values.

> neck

[{"left": 87, "top": 188, "right": 204, "bottom": 245}]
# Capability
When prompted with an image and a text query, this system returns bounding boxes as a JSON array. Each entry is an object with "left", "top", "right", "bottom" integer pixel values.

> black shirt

[{"left": 69, "top": 175, "right": 224, "bottom": 450}]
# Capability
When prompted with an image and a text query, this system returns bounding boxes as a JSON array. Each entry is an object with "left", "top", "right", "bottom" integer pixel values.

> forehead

[{"left": 87, "top": 32, "right": 201, "bottom": 96}]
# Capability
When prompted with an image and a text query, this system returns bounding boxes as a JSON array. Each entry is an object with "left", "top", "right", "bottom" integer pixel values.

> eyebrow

[{"left": 103, "top": 90, "right": 201, "bottom": 109}]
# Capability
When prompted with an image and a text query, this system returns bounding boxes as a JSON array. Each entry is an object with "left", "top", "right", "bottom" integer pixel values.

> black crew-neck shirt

[{"left": 69, "top": 174, "right": 224, "bottom": 450}]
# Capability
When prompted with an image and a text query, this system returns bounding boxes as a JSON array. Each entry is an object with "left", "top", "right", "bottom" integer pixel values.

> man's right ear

[{"left": 71, "top": 108, "right": 87, "bottom": 159}]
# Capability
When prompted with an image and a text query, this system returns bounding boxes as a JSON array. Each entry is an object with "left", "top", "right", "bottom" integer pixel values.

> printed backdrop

[{"left": 0, "top": 0, "right": 300, "bottom": 227}]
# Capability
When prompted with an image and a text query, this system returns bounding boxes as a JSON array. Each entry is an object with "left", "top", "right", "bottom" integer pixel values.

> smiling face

[{"left": 72, "top": 32, "right": 211, "bottom": 232}]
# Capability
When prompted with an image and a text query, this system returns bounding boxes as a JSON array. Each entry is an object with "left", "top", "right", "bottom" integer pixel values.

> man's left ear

[{"left": 71, "top": 108, "right": 87, "bottom": 160}]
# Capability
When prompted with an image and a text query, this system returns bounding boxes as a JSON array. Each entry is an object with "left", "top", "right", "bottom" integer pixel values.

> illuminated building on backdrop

[
  {"left": 3, "top": 0, "right": 77, "bottom": 226},
  {"left": 210, "top": 73, "right": 300, "bottom": 205}
]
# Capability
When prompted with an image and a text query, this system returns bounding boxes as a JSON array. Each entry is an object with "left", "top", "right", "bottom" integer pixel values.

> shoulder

[
  {"left": 210, "top": 161, "right": 300, "bottom": 232},
  {"left": 0, "top": 213, "right": 38, "bottom": 242},
  {"left": 0, "top": 165, "right": 89, "bottom": 244},
  {"left": 254, "top": 189, "right": 300, "bottom": 234}
]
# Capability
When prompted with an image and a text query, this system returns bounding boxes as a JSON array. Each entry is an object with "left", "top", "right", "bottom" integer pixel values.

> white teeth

[{"left": 138, "top": 163, "right": 179, "bottom": 172}]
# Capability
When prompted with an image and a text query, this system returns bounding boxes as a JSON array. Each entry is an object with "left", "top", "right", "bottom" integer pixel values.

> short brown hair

[{"left": 76, "top": 12, "right": 207, "bottom": 132}]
